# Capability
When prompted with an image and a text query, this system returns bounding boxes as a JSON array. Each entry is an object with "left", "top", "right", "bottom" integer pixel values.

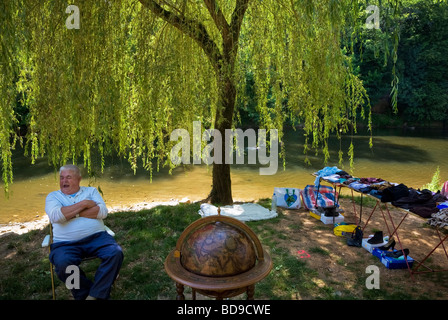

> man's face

[{"left": 59, "top": 169, "right": 81, "bottom": 195}]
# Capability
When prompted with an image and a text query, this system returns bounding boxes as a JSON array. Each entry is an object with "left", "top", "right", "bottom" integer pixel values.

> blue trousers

[{"left": 49, "top": 231, "right": 123, "bottom": 300}]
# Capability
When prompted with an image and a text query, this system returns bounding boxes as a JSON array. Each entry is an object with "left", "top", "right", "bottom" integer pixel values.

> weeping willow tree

[{"left": 0, "top": 0, "right": 400, "bottom": 204}]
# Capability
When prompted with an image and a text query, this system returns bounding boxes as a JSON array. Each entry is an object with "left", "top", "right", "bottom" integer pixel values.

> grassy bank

[{"left": 1, "top": 199, "right": 447, "bottom": 300}]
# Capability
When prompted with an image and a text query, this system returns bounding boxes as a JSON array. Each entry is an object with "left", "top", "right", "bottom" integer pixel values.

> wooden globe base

[
  {"left": 164, "top": 214, "right": 273, "bottom": 300},
  {"left": 165, "top": 248, "right": 272, "bottom": 300}
]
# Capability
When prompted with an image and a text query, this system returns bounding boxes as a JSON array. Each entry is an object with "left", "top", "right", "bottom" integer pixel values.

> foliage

[
  {"left": 0, "top": 0, "right": 401, "bottom": 199},
  {"left": 353, "top": 0, "right": 448, "bottom": 125},
  {"left": 422, "top": 166, "right": 443, "bottom": 192},
  {"left": 398, "top": 0, "right": 448, "bottom": 124}
]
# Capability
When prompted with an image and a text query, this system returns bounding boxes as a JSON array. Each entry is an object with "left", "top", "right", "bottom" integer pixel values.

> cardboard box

[
  {"left": 362, "top": 237, "right": 389, "bottom": 253},
  {"left": 372, "top": 248, "right": 414, "bottom": 269},
  {"left": 320, "top": 214, "right": 344, "bottom": 225},
  {"left": 309, "top": 210, "right": 344, "bottom": 224}
]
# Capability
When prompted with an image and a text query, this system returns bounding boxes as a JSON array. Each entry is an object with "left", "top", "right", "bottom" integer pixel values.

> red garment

[{"left": 442, "top": 181, "right": 448, "bottom": 197}]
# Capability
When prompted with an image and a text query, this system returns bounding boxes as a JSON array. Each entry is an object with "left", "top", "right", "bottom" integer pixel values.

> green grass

[
  {"left": 1, "top": 200, "right": 448, "bottom": 300},
  {"left": 0, "top": 203, "right": 200, "bottom": 300},
  {"left": 339, "top": 194, "right": 379, "bottom": 208}
]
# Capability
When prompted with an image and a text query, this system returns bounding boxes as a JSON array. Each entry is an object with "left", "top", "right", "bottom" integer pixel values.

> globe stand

[{"left": 164, "top": 209, "right": 272, "bottom": 300}]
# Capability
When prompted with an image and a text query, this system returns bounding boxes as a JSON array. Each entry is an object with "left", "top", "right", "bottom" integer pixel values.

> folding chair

[{"left": 41, "top": 224, "right": 115, "bottom": 300}]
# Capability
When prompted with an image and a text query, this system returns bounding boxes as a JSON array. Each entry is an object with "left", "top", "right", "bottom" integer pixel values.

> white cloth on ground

[{"left": 198, "top": 203, "right": 277, "bottom": 221}]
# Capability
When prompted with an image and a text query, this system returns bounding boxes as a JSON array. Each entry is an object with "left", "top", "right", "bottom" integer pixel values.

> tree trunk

[
  {"left": 207, "top": 74, "right": 236, "bottom": 205},
  {"left": 137, "top": 0, "right": 249, "bottom": 205}
]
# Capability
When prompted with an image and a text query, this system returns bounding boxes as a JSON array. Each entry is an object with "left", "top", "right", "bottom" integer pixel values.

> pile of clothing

[
  {"left": 427, "top": 208, "right": 448, "bottom": 228},
  {"left": 314, "top": 166, "right": 448, "bottom": 222},
  {"left": 314, "top": 166, "right": 402, "bottom": 200},
  {"left": 313, "top": 166, "right": 353, "bottom": 186},
  {"left": 350, "top": 181, "right": 447, "bottom": 218},
  {"left": 345, "top": 178, "right": 397, "bottom": 199},
  {"left": 391, "top": 187, "right": 446, "bottom": 218}
]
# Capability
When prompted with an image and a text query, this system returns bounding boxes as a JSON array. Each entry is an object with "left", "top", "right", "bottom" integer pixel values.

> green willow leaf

[{"left": 0, "top": 0, "right": 401, "bottom": 200}]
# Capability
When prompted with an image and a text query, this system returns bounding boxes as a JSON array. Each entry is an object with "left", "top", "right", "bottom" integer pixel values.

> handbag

[
  {"left": 273, "top": 187, "right": 302, "bottom": 209},
  {"left": 347, "top": 226, "right": 363, "bottom": 247}
]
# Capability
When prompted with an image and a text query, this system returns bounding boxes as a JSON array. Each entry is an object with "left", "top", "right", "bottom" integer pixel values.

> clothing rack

[{"left": 317, "top": 173, "right": 448, "bottom": 278}]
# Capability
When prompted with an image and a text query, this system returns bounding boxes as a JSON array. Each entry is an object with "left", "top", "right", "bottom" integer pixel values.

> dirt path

[{"left": 273, "top": 198, "right": 448, "bottom": 299}]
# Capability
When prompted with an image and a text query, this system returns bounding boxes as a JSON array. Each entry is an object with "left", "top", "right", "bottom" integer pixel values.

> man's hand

[
  {"left": 61, "top": 199, "right": 100, "bottom": 220},
  {"left": 81, "top": 200, "right": 97, "bottom": 209}
]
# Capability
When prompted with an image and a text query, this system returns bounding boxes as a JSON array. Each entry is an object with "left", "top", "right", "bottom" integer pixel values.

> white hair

[{"left": 59, "top": 164, "right": 81, "bottom": 177}]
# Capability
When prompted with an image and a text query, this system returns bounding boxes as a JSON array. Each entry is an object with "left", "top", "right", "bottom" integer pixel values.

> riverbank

[
  {"left": 2, "top": 126, "right": 448, "bottom": 225},
  {"left": 0, "top": 198, "right": 192, "bottom": 237}
]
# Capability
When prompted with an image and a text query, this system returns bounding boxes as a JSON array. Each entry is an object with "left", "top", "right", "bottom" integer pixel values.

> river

[{"left": 1, "top": 127, "right": 447, "bottom": 224}]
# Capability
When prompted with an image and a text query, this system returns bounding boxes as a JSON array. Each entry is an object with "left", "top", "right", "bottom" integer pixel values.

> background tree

[
  {"left": 1, "top": 0, "right": 399, "bottom": 203},
  {"left": 353, "top": 0, "right": 448, "bottom": 127},
  {"left": 398, "top": 0, "right": 448, "bottom": 125}
]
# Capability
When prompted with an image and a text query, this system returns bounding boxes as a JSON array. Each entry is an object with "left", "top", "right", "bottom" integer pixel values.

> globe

[
  {"left": 180, "top": 221, "right": 257, "bottom": 277},
  {"left": 165, "top": 214, "right": 273, "bottom": 300}
]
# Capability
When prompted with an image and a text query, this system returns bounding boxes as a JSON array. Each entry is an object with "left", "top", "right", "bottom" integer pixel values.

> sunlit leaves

[
  {"left": 0, "top": 0, "right": 401, "bottom": 191},
  {"left": 241, "top": 0, "right": 372, "bottom": 166}
]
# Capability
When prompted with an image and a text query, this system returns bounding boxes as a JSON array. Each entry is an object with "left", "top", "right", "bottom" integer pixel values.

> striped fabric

[{"left": 301, "top": 185, "right": 338, "bottom": 209}]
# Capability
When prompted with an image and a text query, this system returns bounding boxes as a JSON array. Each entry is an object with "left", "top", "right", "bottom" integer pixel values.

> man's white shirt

[{"left": 45, "top": 186, "right": 108, "bottom": 242}]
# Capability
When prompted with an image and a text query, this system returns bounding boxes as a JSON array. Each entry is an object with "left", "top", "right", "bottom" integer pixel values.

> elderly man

[{"left": 45, "top": 164, "right": 123, "bottom": 300}]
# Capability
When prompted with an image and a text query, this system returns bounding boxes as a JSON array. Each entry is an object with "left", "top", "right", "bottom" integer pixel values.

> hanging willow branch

[{"left": 0, "top": 0, "right": 401, "bottom": 201}]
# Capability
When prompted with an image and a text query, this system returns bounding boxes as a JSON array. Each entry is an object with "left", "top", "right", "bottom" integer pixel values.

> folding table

[{"left": 319, "top": 176, "right": 448, "bottom": 278}]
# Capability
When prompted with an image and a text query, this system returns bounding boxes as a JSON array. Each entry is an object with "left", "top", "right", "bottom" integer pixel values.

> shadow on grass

[{"left": 1, "top": 201, "right": 448, "bottom": 300}]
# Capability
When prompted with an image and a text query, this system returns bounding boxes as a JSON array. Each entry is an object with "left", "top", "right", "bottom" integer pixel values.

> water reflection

[{"left": 1, "top": 127, "right": 447, "bottom": 224}]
